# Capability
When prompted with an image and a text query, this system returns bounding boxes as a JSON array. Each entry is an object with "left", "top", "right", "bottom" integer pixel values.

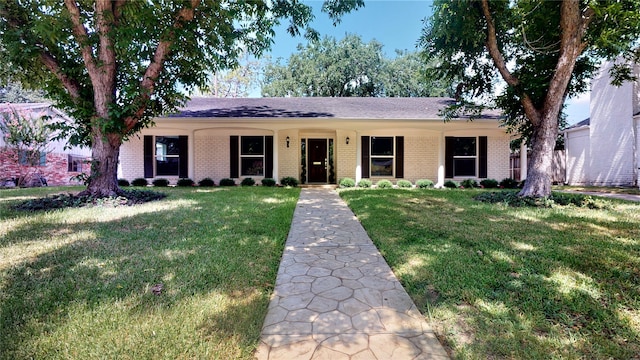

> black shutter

[
  {"left": 143, "top": 135, "right": 154, "bottom": 178},
  {"left": 445, "top": 137, "right": 454, "bottom": 178},
  {"left": 230, "top": 136, "right": 239, "bottom": 178},
  {"left": 395, "top": 136, "right": 404, "bottom": 178},
  {"left": 265, "top": 136, "right": 274, "bottom": 178},
  {"left": 178, "top": 136, "right": 188, "bottom": 178},
  {"left": 361, "top": 136, "right": 370, "bottom": 178},
  {"left": 479, "top": 136, "right": 488, "bottom": 178}
]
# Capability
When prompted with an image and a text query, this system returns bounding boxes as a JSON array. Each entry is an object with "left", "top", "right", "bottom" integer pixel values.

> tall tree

[
  {"left": 421, "top": 0, "right": 640, "bottom": 197},
  {"left": 262, "top": 34, "right": 385, "bottom": 97},
  {"left": 204, "top": 56, "right": 261, "bottom": 98},
  {"left": 0, "top": 0, "right": 363, "bottom": 196},
  {"left": 262, "top": 34, "right": 451, "bottom": 97},
  {"left": 0, "top": 81, "right": 48, "bottom": 103}
]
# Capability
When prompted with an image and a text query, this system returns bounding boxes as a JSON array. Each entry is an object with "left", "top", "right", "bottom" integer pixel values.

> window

[
  {"left": 155, "top": 136, "right": 181, "bottom": 176},
  {"left": 67, "top": 155, "right": 86, "bottom": 172},
  {"left": 452, "top": 137, "right": 476, "bottom": 177},
  {"left": 370, "top": 137, "right": 394, "bottom": 176},
  {"left": 445, "top": 136, "right": 487, "bottom": 178},
  {"left": 240, "top": 136, "right": 264, "bottom": 176},
  {"left": 19, "top": 150, "right": 46, "bottom": 166}
]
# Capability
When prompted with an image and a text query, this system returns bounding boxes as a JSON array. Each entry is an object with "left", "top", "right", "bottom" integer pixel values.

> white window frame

[
  {"left": 452, "top": 137, "right": 477, "bottom": 178},
  {"left": 370, "top": 136, "right": 395, "bottom": 177},
  {"left": 240, "top": 136, "right": 265, "bottom": 176}
]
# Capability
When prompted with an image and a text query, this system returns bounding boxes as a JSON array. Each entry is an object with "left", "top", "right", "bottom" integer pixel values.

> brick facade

[{"left": 0, "top": 149, "right": 88, "bottom": 186}]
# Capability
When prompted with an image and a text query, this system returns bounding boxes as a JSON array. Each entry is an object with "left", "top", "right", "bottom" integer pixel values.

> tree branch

[
  {"left": 543, "top": 0, "right": 583, "bottom": 118},
  {"left": 480, "top": 0, "right": 541, "bottom": 125},
  {"left": 63, "top": 0, "right": 98, "bottom": 79},
  {"left": 39, "top": 52, "right": 82, "bottom": 100},
  {"left": 123, "top": 0, "right": 201, "bottom": 131}
]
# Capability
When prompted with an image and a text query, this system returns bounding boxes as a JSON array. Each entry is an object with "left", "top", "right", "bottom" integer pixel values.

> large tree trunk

[
  {"left": 519, "top": 112, "right": 559, "bottom": 198},
  {"left": 82, "top": 130, "right": 123, "bottom": 197}
]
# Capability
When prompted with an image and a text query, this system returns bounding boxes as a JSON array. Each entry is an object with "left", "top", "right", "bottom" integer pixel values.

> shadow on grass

[
  {"left": 341, "top": 189, "right": 640, "bottom": 359},
  {"left": 0, "top": 188, "right": 298, "bottom": 359}
]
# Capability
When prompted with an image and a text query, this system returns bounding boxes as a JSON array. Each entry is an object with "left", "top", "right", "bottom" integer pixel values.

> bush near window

[
  {"left": 376, "top": 179, "right": 393, "bottom": 189},
  {"left": 280, "top": 177, "right": 299, "bottom": 187},
  {"left": 131, "top": 178, "right": 148, "bottom": 187},
  {"left": 357, "top": 179, "right": 372, "bottom": 188},
  {"left": 219, "top": 178, "right": 236, "bottom": 186},
  {"left": 444, "top": 180, "right": 459, "bottom": 189},
  {"left": 118, "top": 179, "right": 130, "bottom": 187},
  {"left": 241, "top": 177, "right": 256, "bottom": 186},
  {"left": 198, "top": 178, "right": 215, "bottom": 187},
  {"left": 461, "top": 179, "right": 478, "bottom": 189},
  {"left": 396, "top": 179, "right": 413, "bottom": 188},
  {"left": 339, "top": 177, "right": 356, "bottom": 188},
  {"left": 480, "top": 179, "right": 499, "bottom": 188},
  {"left": 176, "top": 178, "right": 195, "bottom": 187},
  {"left": 152, "top": 178, "right": 170, "bottom": 187},
  {"left": 261, "top": 178, "right": 276, "bottom": 187},
  {"left": 416, "top": 179, "right": 434, "bottom": 188},
  {"left": 500, "top": 178, "right": 519, "bottom": 189}
]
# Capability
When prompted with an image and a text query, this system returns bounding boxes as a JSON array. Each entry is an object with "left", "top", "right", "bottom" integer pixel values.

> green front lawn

[
  {"left": 341, "top": 189, "right": 640, "bottom": 359},
  {"left": 0, "top": 186, "right": 299, "bottom": 360}
]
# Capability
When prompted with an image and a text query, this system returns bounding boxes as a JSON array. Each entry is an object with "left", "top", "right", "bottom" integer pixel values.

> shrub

[
  {"left": 176, "top": 178, "right": 195, "bottom": 187},
  {"left": 241, "top": 177, "right": 256, "bottom": 186},
  {"left": 500, "top": 178, "right": 519, "bottom": 189},
  {"left": 474, "top": 191, "right": 611, "bottom": 209},
  {"left": 261, "top": 178, "right": 276, "bottom": 187},
  {"left": 461, "top": 179, "right": 478, "bottom": 189},
  {"left": 152, "top": 178, "right": 170, "bottom": 187},
  {"left": 480, "top": 179, "right": 499, "bottom": 189},
  {"left": 444, "top": 180, "right": 459, "bottom": 189},
  {"left": 396, "top": 179, "right": 413, "bottom": 188},
  {"left": 357, "top": 179, "right": 372, "bottom": 188},
  {"left": 198, "top": 178, "right": 215, "bottom": 187},
  {"left": 219, "top": 178, "right": 236, "bottom": 186},
  {"left": 131, "top": 178, "right": 148, "bottom": 187},
  {"left": 117, "top": 179, "right": 130, "bottom": 187},
  {"left": 339, "top": 177, "right": 356, "bottom": 188},
  {"left": 280, "top": 176, "right": 299, "bottom": 187},
  {"left": 416, "top": 179, "right": 434, "bottom": 188},
  {"left": 376, "top": 179, "right": 393, "bottom": 189}
]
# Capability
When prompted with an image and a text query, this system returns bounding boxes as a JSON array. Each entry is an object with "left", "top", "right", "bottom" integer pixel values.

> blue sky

[{"left": 262, "top": 0, "right": 590, "bottom": 124}]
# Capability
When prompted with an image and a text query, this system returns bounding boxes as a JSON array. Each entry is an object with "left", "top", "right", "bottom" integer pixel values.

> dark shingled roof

[
  {"left": 166, "top": 97, "right": 502, "bottom": 120},
  {"left": 565, "top": 118, "right": 590, "bottom": 130}
]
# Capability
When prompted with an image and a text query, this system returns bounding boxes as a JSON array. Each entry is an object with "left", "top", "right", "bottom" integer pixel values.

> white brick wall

[
  {"left": 487, "top": 135, "right": 511, "bottom": 181},
  {"left": 194, "top": 135, "right": 229, "bottom": 182},
  {"left": 336, "top": 130, "right": 357, "bottom": 181},
  {"left": 404, "top": 136, "right": 439, "bottom": 182}
]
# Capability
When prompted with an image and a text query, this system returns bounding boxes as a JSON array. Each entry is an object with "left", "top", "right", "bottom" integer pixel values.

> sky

[{"left": 261, "top": 0, "right": 590, "bottom": 125}]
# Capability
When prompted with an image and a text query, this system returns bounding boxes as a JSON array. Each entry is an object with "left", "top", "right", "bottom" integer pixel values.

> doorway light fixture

[
  {"left": 346, "top": 136, "right": 350, "bottom": 145},
  {"left": 286, "top": 136, "right": 290, "bottom": 148}
]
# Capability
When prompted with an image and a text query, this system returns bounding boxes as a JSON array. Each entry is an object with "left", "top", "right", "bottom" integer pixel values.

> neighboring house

[
  {"left": 0, "top": 103, "right": 91, "bottom": 186},
  {"left": 118, "top": 97, "right": 511, "bottom": 186},
  {"left": 564, "top": 60, "right": 640, "bottom": 187}
]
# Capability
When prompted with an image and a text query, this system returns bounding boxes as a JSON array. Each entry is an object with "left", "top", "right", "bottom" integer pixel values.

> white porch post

[
  {"left": 355, "top": 131, "right": 362, "bottom": 183},
  {"left": 273, "top": 131, "right": 279, "bottom": 182},
  {"left": 520, "top": 142, "right": 527, "bottom": 181},
  {"left": 188, "top": 130, "right": 195, "bottom": 180},
  {"left": 437, "top": 133, "right": 445, "bottom": 187}
]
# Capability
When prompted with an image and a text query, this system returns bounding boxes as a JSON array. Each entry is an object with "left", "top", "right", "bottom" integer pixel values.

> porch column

[
  {"left": 436, "top": 133, "right": 445, "bottom": 187},
  {"left": 520, "top": 142, "right": 527, "bottom": 181},
  {"left": 273, "top": 131, "right": 279, "bottom": 182},
  {"left": 355, "top": 131, "right": 362, "bottom": 183},
  {"left": 188, "top": 129, "right": 195, "bottom": 180}
]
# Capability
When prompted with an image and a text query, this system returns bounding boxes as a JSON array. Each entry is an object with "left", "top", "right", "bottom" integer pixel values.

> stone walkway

[{"left": 255, "top": 189, "right": 449, "bottom": 360}]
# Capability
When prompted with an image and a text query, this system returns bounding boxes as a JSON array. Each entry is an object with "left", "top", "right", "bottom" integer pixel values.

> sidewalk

[{"left": 255, "top": 189, "right": 449, "bottom": 360}]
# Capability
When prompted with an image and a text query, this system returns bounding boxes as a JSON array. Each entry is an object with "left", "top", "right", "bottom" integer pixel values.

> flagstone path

[{"left": 255, "top": 188, "right": 449, "bottom": 360}]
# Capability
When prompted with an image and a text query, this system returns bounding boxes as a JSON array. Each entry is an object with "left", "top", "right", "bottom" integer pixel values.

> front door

[{"left": 308, "top": 139, "right": 328, "bottom": 183}]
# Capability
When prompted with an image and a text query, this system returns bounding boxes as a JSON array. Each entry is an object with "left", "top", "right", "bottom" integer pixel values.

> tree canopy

[
  {"left": 262, "top": 34, "right": 450, "bottom": 97},
  {"left": 0, "top": 0, "right": 363, "bottom": 196},
  {"left": 421, "top": 0, "right": 640, "bottom": 197}
]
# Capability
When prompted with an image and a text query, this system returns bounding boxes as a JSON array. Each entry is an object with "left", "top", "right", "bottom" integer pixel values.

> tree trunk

[
  {"left": 518, "top": 112, "right": 558, "bottom": 198},
  {"left": 82, "top": 130, "right": 123, "bottom": 197}
]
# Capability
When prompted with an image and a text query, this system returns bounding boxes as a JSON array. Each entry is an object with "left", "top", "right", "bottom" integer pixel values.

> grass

[
  {"left": 0, "top": 186, "right": 299, "bottom": 360},
  {"left": 340, "top": 189, "right": 640, "bottom": 359},
  {"left": 555, "top": 185, "right": 640, "bottom": 195}
]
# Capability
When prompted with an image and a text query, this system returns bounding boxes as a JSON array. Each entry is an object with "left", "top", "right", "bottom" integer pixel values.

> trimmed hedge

[
  {"left": 339, "top": 178, "right": 356, "bottom": 188},
  {"left": 198, "top": 178, "right": 215, "bottom": 187},
  {"left": 416, "top": 179, "right": 434, "bottom": 188},
  {"left": 131, "top": 178, "right": 148, "bottom": 187}
]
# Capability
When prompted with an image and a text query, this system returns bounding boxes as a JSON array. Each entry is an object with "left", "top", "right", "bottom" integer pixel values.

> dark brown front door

[{"left": 308, "top": 139, "right": 328, "bottom": 183}]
